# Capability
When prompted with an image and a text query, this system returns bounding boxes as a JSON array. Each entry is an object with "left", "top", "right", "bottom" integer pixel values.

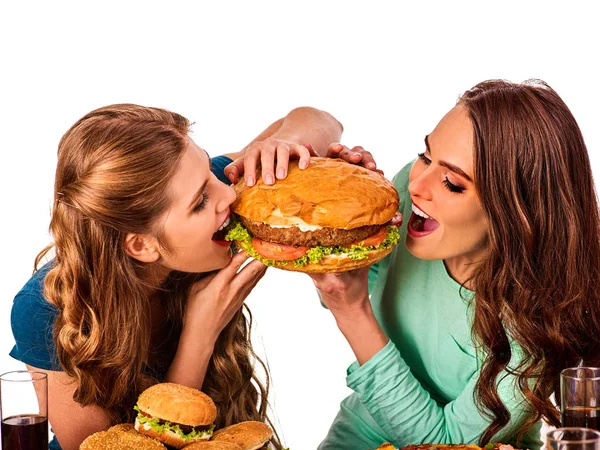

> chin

[{"left": 405, "top": 236, "right": 441, "bottom": 261}]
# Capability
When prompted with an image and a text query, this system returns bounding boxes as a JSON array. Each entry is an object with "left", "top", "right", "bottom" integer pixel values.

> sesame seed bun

[
  {"left": 211, "top": 421, "right": 273, "bottom": 450},
  {"left": 79, "top": 428, "right": 167, "bottom": 450},
  {"left": 136, "top": 382, "right": 217, "bottom": 426}
]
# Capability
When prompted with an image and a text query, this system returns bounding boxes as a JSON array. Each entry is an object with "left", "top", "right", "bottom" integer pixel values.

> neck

[
  {"left": 443, "top": 248, "right": 486, "bottom": 287},
  {"left": 143, "top": 263, "right": 172, "bottom": 292}
]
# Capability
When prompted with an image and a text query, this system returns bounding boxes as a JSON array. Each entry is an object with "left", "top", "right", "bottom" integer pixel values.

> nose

[
  {"left": 408, "top": 165, "right": 433, "bottom": 201},
  {"left": 216, "top": 182, "right": 237, "bottom": 212}
]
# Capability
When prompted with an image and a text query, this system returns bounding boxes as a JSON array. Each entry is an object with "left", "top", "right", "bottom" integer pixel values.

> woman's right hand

[{"left": 310, "top": 267, "right": 390, "bottom": 366}]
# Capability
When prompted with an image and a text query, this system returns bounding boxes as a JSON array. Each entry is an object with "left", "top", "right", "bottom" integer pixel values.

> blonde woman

[{"left": 9, "top": 104, "right": 350, "bottom": 450}]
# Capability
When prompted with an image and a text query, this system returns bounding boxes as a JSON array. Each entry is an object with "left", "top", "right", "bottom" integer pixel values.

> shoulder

[
  {"left": 10, "top": 262, "right": 61, "bottom": 370},
  {"left": 210, "top": 155, "right": 233, "bottom": 185}
]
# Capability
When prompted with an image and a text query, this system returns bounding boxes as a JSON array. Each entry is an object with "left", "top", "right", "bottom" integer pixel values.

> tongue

[{"left": 423, "top": 218, "right": 440, "bottom": 232}]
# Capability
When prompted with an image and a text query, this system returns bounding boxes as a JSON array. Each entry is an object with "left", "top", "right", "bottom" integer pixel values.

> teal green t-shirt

[{"left": 319, "top": 161, "right": 542, "bottom": 450}]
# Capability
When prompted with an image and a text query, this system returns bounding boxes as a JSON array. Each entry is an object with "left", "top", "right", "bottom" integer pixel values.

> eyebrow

[
  {"left": 424, "top": 135, "right": 473, "bottom": 183},
  {"left": 188, "top": 151, "right": 213, "bottom": 212}
]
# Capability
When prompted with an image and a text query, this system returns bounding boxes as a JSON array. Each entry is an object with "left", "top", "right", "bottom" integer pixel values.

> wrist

[{"left": 181, "top": 317, "right": 220, "bottom": 348}]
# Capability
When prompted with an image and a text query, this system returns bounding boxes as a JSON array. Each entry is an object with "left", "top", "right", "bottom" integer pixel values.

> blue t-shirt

[{"left": 9, "top": 155, "right": 232, "bottom": 449}]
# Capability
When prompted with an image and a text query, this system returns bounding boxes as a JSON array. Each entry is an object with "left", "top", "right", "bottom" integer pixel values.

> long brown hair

[
  {"left": 461, "top": 80, "right": 600, "bottom": 444},
  {"left": 36, "top": 104, "right": 281, "bottom": 447}
]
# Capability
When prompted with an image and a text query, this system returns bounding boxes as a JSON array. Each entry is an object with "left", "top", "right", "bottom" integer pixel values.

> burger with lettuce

[
  {"left": 133, "top": 383, "right": 216, "bottom": 449},
  {"left": 224, "top": 157, "right": 400, "bottom": 273}
]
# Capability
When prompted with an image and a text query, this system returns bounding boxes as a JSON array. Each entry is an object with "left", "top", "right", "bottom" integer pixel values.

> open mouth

[
  {"left": 408, "top": 203, "right": 440, "bottom": 236},
  {"left": 212, "top": 214, "right": 232, "bottom": 242}
]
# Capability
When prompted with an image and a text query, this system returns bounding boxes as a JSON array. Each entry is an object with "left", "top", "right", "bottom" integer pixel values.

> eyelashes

[
  {"left": 193, "top": 193, "right": 210, "bottom": 212},
  {"left": 443, "top": 177, "right": 464, "bottom": 193},
  {"left": 417, "top": 152, "right": 431, "bottom": 165},
  {"left": 417, "top": 152, "right": 465, "bottom": 194}
]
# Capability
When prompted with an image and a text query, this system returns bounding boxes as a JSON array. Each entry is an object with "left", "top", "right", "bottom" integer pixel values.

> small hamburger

[
  {"left": 133, "top": 382, "right": 217, "bottom": 449},
  {"left": 80, "top": 426, "right": 167, "bottom": 449},
  {"left": 211, "top": 421, "right": 273, "bottom": 450},
  {"left": 225, "top": 157, "right": 400, "bottom": 273}
]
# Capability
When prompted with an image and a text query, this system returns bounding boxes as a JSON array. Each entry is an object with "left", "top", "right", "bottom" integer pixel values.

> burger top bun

[
  {"left": 80, "top": 428, "right": 167, "bottom": 450},
  {"left": 107, "top": 423, "right": 137, "bottom": 434},
  {"left": 136, "top": 382, "right": 216, "bottom": 426},
  {"left": 233, "top": 157, "right": 399, "bottom": 229},
  {"left": 211, "top": 421, "right": 273, "bottom": 450},
  {"left": 184, "top": 442, "right": 243, "bottom": 450}
]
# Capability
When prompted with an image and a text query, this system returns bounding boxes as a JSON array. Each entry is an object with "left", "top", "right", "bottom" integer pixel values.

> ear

[{"left": 124, "top": 233, "right": 160, "bottom": 263}]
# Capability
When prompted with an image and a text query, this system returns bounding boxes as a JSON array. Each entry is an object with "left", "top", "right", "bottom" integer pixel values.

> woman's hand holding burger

[
  {"left": 165, "top": 253, "right": 266, "bottom": 389},
  {"left": 225, "top": 138, "right": 382, "bottom": 189},
  {"left": 183, "top": 252, "right": 266, "bottom": 336},
  {"left": 310, "top": 267, "right": 389, "bottom": 367}
]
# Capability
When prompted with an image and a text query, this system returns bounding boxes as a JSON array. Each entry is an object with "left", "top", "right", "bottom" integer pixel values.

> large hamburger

[
  {"left": 133, "top": 383, "right": 217, "bottom": 449},
  {"left": 224, "top": 157, "right": 400, "bottom": 273}
]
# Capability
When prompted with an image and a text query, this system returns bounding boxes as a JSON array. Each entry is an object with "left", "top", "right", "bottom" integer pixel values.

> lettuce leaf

[
  {"left": 225, "top": 219, "right": 400, "bottom": 267},
  {"left": 134, "top": 405, "right": 214, "bottom": 441}
]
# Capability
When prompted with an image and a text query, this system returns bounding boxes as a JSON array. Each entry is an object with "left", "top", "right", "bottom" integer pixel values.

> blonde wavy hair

[{"left": 36, "top": 104, "right": 282, "bottom": 448}]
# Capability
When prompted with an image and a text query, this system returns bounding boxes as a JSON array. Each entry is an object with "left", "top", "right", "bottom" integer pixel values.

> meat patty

[{"left": 241, "top": 217, "right": 385, "bottom": 247}]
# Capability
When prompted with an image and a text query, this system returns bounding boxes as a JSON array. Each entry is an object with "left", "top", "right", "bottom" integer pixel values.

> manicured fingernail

[
  {"left": 228, "top": 173, "right": 235, "bottom": 183},
  {"left": 265, "top": 174, "right": 274, "bottom": 185},
  {"left": 246, "top": 175, "right": 255, "bottom": 186},
  {"left": 277, "top": 168, "right": 286, "bottom": 179},
  {"left": 300, "top": 160, "right": 308, "bottom": 169},
  {"left": 353, "top": 153, "right": 361, "bottom": 158},
  {"left": 367, "top": 162, "right": 376, "bottom": 169}
]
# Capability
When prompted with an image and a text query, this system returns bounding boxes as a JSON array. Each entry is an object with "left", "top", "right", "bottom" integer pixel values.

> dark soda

[
  {"left": 1, "top": 414, "right": 48, "bottom": 450},
  {"left": 562, "top": 406, "right": 600, "bottom": 430}
]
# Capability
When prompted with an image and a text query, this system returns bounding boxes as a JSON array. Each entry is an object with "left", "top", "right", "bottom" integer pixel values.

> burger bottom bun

[
  {"left": 80, "top": 428, "right": 167, "bottom": 450},
  {"left": 184, "top": 442, "right": 244, "bottom": 450},
  {"left": 134, "top": 418, "right": 210, "bottom": 449},
  {"left": 239, "top": 241, "right": 395, "bottom": 274},
  {"left": 211, "top": 421, "right": 273, "bottom": 450}
]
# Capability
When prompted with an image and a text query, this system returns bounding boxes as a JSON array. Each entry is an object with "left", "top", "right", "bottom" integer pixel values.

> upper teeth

[
  {"left": 218, "top": 216, "right": 231, "bottom": 231},
  {"left": 412, "top": 204, "right": 430, "bottom": 219}
]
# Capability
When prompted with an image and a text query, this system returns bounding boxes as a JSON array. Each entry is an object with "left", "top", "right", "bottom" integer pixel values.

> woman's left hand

[
  {"left": 310, "top": 267, "right": 372, "bottom": 320},
  {"left": 224, "top": 137, "right": 317, "bottom": 187},
  {"left": 325, "top": 143, "right": 383, "bottom": 174}
]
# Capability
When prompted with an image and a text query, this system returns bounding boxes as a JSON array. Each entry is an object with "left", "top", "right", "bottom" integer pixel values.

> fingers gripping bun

[{"left": 233, "top": 157, "right": 399, "bottom": 229}]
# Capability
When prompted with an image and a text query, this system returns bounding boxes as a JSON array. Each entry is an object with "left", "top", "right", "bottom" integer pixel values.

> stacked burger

[{"left": 225, "top": 157, "right": 401, "bottom": 273}]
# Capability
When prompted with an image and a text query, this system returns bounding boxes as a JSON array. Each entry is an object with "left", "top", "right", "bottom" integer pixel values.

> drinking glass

[
  {"left": 0, "top": 370, "right": 48, "bottom": 450},
  {"left": 548, "top": 428, "right": 600, "bottom": 450},
  {"left": 561, "top": 367, "right": 600, "bottom": 429}
]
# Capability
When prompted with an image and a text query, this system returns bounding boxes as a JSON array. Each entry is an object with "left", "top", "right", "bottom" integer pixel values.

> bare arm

[
  {"left": 223, "top": 106, "right": 342, "bottom": 161},
  {"left": 26, "top": 365, "right": 111, "bottom": 450},
  {"left": 224, "top": 106, "right": 343, "bottom": 185}
]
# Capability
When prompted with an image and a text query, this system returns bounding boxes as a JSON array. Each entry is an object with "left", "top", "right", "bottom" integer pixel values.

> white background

[{"left": 0, "top": 2, "right": 598, "bottom": 448}]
